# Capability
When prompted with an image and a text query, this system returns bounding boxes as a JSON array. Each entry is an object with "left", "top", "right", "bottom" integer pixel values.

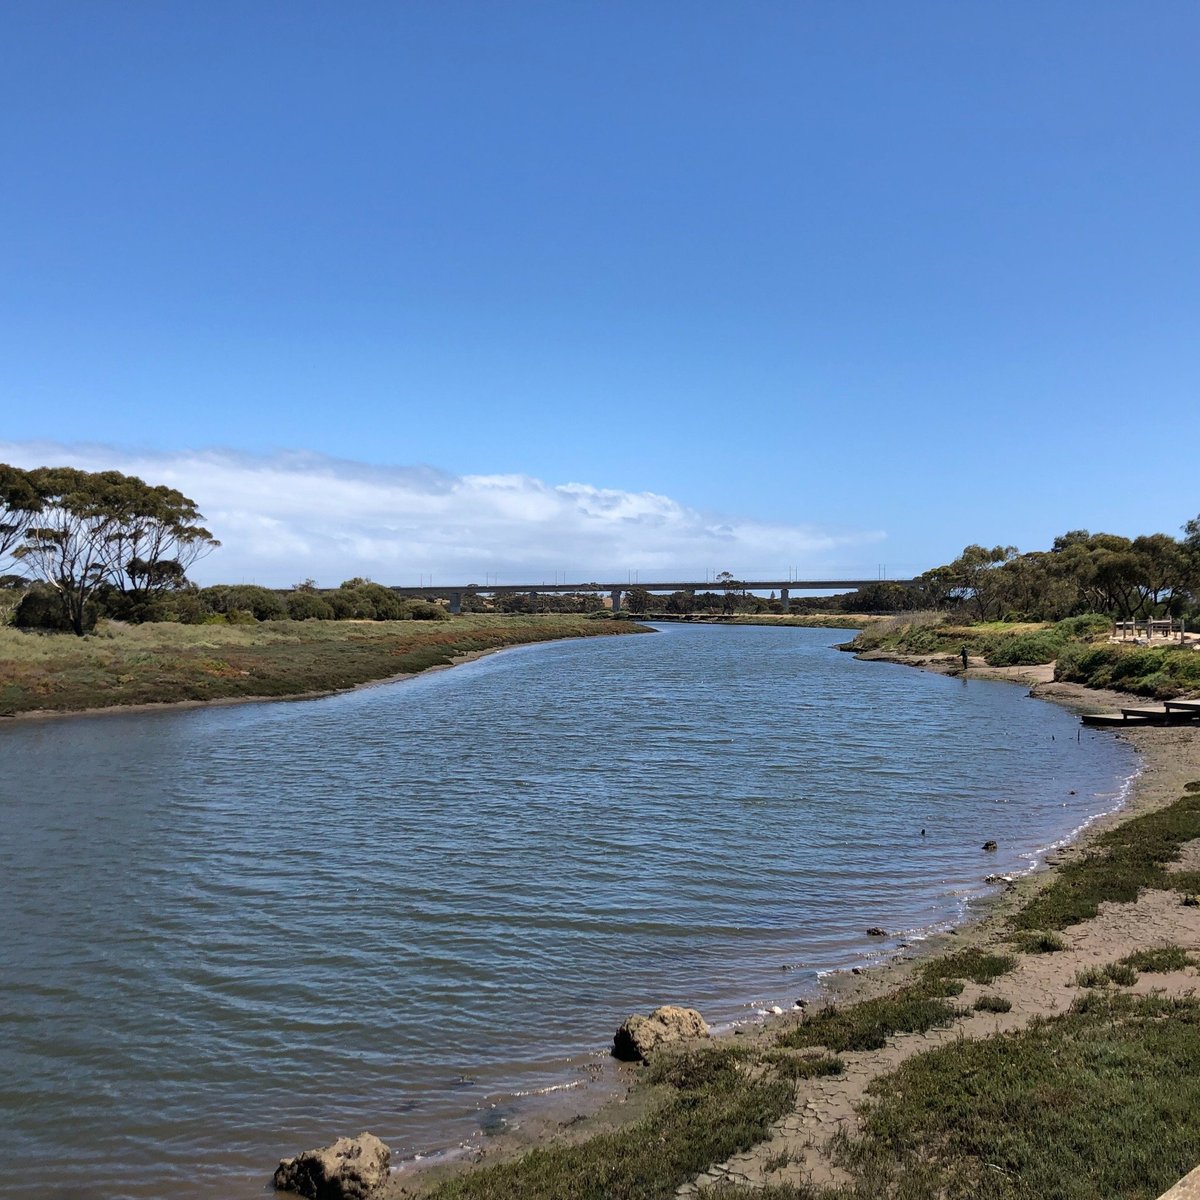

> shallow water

[{"left": 0, "top": 623, "right": 1136, "bottom": 1198}]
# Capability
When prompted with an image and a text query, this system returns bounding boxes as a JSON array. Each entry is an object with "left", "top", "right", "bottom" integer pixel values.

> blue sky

[{"left": 3, "top": 3, "right": 1197, "bottom": 585}]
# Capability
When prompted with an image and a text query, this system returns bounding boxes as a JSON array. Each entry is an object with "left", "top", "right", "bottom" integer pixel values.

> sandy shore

[{"left": 388, "top": 649, "right": 1200, "bottom": 1197}]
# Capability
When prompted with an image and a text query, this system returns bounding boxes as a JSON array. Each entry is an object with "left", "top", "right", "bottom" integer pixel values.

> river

[{"left": 0, "top": 622, "right": 1137, "bottom": 1198}]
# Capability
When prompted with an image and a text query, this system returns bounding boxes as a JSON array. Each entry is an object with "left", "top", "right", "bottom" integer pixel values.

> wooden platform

[{"left": 1082, "top": 701, "right": 1200, "bottom": 728}]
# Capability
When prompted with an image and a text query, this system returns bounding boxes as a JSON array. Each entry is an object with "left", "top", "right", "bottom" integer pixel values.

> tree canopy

[{"left": 2, "top": 463, "right": 219, "bottom": 634}]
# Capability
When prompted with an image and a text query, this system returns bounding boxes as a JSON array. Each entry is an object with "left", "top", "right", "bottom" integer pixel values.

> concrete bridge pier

[
  {"left": 449, "top": 591, "right": 462, "bottom": 615},
  {"left": 528, "top": 590, "right": 539, "bottom": 611},
  {"left": 780, "top": 587, "right": 790, "bottom": 610},
  {"left": 610, "top": 588, "right": 622, "bottom": 612}
]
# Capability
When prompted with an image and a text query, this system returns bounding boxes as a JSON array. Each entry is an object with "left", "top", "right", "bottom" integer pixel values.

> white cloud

[{"left": 0, "top": 442, "right": 885, "bottom": 587}]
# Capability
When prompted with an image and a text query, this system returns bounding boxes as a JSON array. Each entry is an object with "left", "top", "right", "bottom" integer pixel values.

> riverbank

[
  {"left": 0, "top": 614, "right": 649, "bottom": 718},
  {"left": 386, "top": 659, "right": 1200, "bottom": 1200}
]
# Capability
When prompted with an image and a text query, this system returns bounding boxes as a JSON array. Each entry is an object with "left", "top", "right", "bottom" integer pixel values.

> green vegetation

[
  {"left": 850, "top": 612, "right": 1116, "bottom": 669},
  {"left": 426, "top": 1047, "right": 793, "bottom": 1200},
  {"left": 1055, "top": 641, "right": 1200, "bottom": 699},
  {"left": 0, "top": 615, "right": 645, "bottom": 716},
  {"left": 917, "top": 948, "right": 1016, "bottom": 988},
  {"left": 762, "top": 1051, "right": 845, "bottom": 1080},
  {"left": 1075, "top": 961, "right": 1139, "bottom": 988},
  {"left": 826, "top": 992, "right": 1200, "bottom": 1200},
  {"left": 776, "top": 948, "right": 1015, "bottom": 1054},
  {"left": 1011, "top": 929, "right": 1067, "bottom": 954},
  {"left": 972, "top": 994, "right": 1012, "bottom": 1013},
  {"left": 1119, "top": 945, "right": 1194, "bottom": 973},
  {"left": 776, "top": 988, "right": 961, "bottom": 1054},
  {"left": 1012, "top": 789, "right": 1200, "bottom": 931},
  {"left": 1, "top": 464, "right": 218, "bottom": 634}
]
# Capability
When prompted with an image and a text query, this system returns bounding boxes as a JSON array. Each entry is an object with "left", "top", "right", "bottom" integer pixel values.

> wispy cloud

[{"left": 0, "top": 442, "right": 885, "bottom": 587}]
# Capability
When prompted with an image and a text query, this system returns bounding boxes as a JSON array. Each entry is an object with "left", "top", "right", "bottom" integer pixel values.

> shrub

[
  {"left": 1074, "top": 962, "right": 1138, "bottom": 988},
  {"left": 1056, "top": 643, "right": 1200, "bottom": 699},
  {"left": 764, "top": 1052, "right": 846, "bottom": 1080},
  {"left": 1119, "top": 945, "right": 1194, "bottom": 973},
  {"left": 406, "top": 600, "right": 450, "bottom": 621},
  {"left": 984, "top": 629, "right": 1064, "bottom": 667},
  {"left": 286, "top": 592, "right": 335, "bottom": 620},
  {"left": 14, "top": 584, "right": 96, "bottom": 633},
  {"left": 1013, "top": 930, "right": 1067, "bottom": 954},
  {"left": 973, "top": 995, "right": 1013, "bottom": 1013},
  {"left": 777, "top": 988, "right": 961, "bottom": 1053},
  {"left": 199, "top": 584, "right": 287, "bottom": 622}
]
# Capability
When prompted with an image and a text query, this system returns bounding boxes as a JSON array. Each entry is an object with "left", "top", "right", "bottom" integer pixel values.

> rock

[
  {"left": 982, "top": 840, "right": 998, "bottom": 852},
  {"left": 866, "top": 927, "right": 887, "bottom": 937},
  {"left": 273, "top": 1132, "right": 390, "bottom": 1199},
  {"left": 612, "top": 1005, "right": 709, "bottom": 1062}
]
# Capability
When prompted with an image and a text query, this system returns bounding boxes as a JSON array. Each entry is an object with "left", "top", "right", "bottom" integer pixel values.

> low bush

[
  {"left": 1075, "top": 962, "right": 1138, "bottom": 988},
  {"left": 973, "top": 994, "right": 1013, "bottom": 1013},
  {"left": 13, "top": 584, "right": 96, "bottom": 633},
  {"left": 918, "top": 948, "right": 1016, "bottom": 987},
  {"left": 1119, "top": 945, "right": 1194, "bottom": 973},
  {"left": 1056, "top": 642, "right": 1200, "bottom": 699},
  {"left": 764, "top": 1052, "right": 846, "bottom": 1080},
  {"left": 286, "top": 592, "right": 335, "bottom": 620},
  {"left": 1013, "top": 930, "right": 1067, "bottom": 954},
  {"left": 776, "top": 988, "right": 961, "bottom": 1054}
]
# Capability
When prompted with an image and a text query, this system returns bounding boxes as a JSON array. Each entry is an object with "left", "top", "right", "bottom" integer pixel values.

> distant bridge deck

[{"left": 390, "top": 579, "right": 914, "bottom": 613}]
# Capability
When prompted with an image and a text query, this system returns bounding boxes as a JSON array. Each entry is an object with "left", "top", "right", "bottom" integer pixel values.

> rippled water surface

[{"left": 0, "top": 623, "right": 1136, "bottom": 1198}]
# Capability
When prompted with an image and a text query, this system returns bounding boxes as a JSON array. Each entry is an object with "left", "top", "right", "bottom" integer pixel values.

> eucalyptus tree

[
  {"left": 13, "top": 467, "right": 219, "bottom": 634},
  {"left": 0, "top": 464, "right": 42, "bottom": 567},
  {"left": 98, "top": 476, "right": 220, "bottom": 611}
]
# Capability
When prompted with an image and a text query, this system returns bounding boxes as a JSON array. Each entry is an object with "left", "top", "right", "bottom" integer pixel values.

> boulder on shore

[
  {"left": 273, "top": 1132, "right": 390, "bottom": 1200},
  {"left": 612, "top": 1005, "right": 709, "bottom": 1062}
]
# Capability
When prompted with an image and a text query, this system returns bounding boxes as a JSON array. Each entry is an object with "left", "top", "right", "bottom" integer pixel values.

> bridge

[{"left": 391, "top": 578, "right": 913, "bottom": 614}]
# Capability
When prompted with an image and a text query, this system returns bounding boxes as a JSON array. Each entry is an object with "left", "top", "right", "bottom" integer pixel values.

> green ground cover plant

[
  {"left": 833, "top": 992, "right": 1200, "bottom": 1200},
  {"left": 1011, "top": 929, "right": 1067, "bottom": 953},
  {"left": 1075, "top": 962, "right": 1138, "bottom": 988},
  {"left": 972, "top": 995, "right": 1012, "bottom": 1013},
  {"left": 917, "top": 948, "right": 1016, "bottom": 988},
  {"left": 1119, "top": 945, "right": 1194, "bottom": 972},
  {"left": 775, "top": 987, "right": 962, "bottom": 1054},
  {"left": 762, "top": 1052, "right": 845, "bottom": 1080},
  {"left": 1011, "top": 789, "right": 1200, "bottom": 931},
  {"left": 705, "top": 994, "right": 1200, "bottom": 1200},
  {"left": 426, "top": 1047, "right": 793, "bottom": 1200}
]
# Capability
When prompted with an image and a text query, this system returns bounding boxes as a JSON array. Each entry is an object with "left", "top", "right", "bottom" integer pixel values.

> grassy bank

[{"left": 0, "top": 615, "right": 647, "bottom": 716}]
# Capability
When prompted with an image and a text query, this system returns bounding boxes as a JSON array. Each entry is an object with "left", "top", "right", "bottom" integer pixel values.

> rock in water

[
  {"left": 982, "top": 840, "right": 998, "bottom": 852},
  {"left": 612, "top": 1005, "right": 709, "bottom": 1062},
  {"left": 273, "top": 1132, "right": 390, "bottom": 1199}
]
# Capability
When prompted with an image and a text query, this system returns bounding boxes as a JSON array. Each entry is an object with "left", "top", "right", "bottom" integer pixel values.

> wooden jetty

[{"left": 1082, "top": 700, "right": 1200, "bottom": 728}]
